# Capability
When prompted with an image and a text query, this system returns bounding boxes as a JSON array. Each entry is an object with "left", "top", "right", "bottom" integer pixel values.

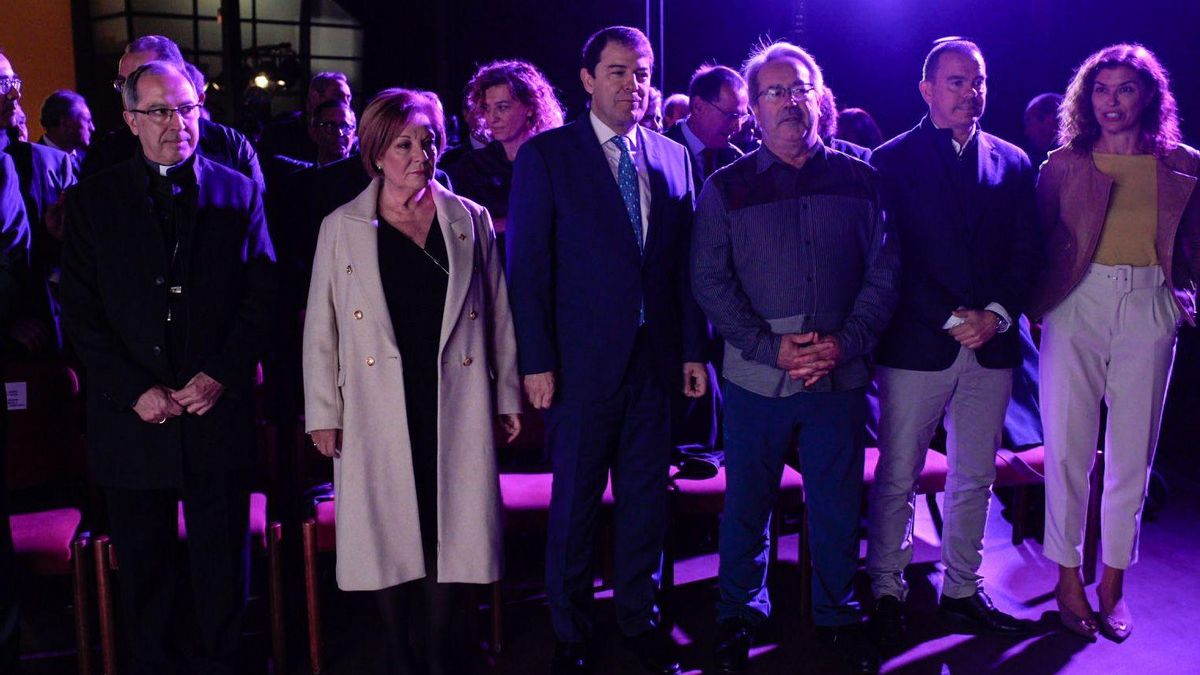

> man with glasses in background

[
  {"left": 0, "top": 49, "right": 76, "bottom": 357},
  {"left": 82, "top": 35, "right": 263, "bottom": 192},
  {"left": 691, "top": 41, "right": 898, "bottom": 674},
  {"left": 61, "top": 60, "right": 275, "bottom": 675}
]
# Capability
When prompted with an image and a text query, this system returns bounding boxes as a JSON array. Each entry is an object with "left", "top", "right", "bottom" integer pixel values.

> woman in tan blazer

[
  {"left": 1030, "top": 44, "right": 1200, "bottom": 643},
  {"left": 303, "top": 88, "right": 521, "bottom": 674}
]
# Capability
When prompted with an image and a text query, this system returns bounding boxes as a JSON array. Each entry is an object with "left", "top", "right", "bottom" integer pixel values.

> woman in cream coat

[{"left": 303, "top": 88, "right": 521, "bottom": 674}]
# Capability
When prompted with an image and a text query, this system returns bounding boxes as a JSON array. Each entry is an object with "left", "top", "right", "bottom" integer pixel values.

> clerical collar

[{"left": 145, "top": 155, "right": 192, "bottom": 177}]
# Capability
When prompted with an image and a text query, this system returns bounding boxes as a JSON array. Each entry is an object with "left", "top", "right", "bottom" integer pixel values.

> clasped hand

[{"left": 777, "top": 331, "right": 841, "bottom": 386}]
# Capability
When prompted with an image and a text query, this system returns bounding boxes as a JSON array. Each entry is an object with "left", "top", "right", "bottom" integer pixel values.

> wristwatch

[{"left": 988, "top": 310, "right": 1011, "bottom": 333}]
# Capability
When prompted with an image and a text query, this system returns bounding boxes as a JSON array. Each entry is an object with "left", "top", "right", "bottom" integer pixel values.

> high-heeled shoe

[
  {"left": 1099, "top": 597, "right": 1133, "bottom": 643},
  {"left": 1054, "top": 585, "right": 1098, "bottom": 641}
]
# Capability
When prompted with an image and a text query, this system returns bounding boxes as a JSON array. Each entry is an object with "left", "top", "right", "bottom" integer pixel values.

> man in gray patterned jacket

[{"left": 691, "top": 41, "right": 898, "bottom": 675}]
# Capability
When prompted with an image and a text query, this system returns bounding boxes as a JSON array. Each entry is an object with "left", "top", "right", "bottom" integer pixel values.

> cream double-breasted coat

[{"left": 303, "top": 177, "right": 521, "bottom": 591}]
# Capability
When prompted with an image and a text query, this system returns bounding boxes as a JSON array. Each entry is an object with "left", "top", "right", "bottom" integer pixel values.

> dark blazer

[
  {"left": 0, "top": 154, "right": 30, "bottom": 327},
  {"left": 507, "top": 117, "right": 706, "bottom": 401},
  {"left": 665, "top": 121, "right": 742, "bottom": 196},
  {"left": 80, "top": 118, "right": 264, "bottom": 193},
  {"left": 0, "top": 134, "right": 75, "bottom": 348},
  {"left": 871, "top": 117, "right": 1040, "bottom": 371},
  {"left": 60, "top": 155, "right": 276, "bottom": 489}
]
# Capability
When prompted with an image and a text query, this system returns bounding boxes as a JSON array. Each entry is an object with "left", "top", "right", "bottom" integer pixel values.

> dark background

[{"left": 343, "top": 0, "right": 1200, "bottom": 149}]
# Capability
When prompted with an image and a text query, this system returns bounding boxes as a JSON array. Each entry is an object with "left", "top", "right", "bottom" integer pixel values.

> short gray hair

[
  {"left": 40, "top": 90, "right": 88, "bottom": 129},
  {"left": 125, "top": 35, "right": 183, "bottom": 63},
  {"left": 122, "top": 61, "right": 195, "bottom": 111},
  {"left": 742, "top": 41, "right": 825, "bottom": 101}
]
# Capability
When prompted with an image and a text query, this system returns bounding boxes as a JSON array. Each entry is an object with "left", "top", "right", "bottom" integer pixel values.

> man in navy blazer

[
  {"left": 866, "top": 39, "right": 1040, "bottom": 644},
  {"left": 507, "top": 26, "right": 707, "bottom": 675}
]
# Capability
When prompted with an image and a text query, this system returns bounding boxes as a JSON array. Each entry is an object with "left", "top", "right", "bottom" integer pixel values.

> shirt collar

[
  {"left": 590, "top": 110, "right": 639, "bottom": 152},
  {"left": 755, "top": 140, "right": 826, "bottom": 174},
  {"left": 678, "top": 119, "right": 708, "bottom": 158},
  {"left": 928, "top": 116, "right": 979, "bottom": 157},
  {"left": 41, "top": 135, "right": 73, "bottom": 155}
]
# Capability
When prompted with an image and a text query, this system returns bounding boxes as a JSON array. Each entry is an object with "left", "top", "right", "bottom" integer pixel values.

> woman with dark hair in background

[
  {"left": 837, "top": 107, "right": 884, "bottom": 150},
  {"left": 304, "top": 88, "right": 521, "bottom": 673},
  {"left": 444, "top": 59, "right": 564, "bottom": 259},
  {"left": 1031, "top": 43, "right": 1200, "bottom": 643}
]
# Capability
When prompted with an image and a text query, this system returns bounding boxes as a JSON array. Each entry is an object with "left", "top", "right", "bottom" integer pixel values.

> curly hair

[
  {"left": 464, "top": 59, "right": 564, "bottom": 142},
  {"left": 1059, "top": 43, "right": 1180, "bottom": 157}
]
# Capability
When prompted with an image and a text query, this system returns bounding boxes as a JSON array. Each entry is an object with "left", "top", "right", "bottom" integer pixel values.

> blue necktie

[
  {"left": 612, "top": 135, "right": 645, "bottom": 325},
  {"left": 612, "top": 135, "right": 644, "bottom": 254}
]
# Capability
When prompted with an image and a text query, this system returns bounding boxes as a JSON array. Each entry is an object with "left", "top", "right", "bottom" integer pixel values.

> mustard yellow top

[{"left": 1092, "top": 152, "right": 1158, "bottom": 266}]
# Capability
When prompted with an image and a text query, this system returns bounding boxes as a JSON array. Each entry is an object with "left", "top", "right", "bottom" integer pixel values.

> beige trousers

[{"left": 1040, "top": 263, "right": 1178, "bottom": 569}]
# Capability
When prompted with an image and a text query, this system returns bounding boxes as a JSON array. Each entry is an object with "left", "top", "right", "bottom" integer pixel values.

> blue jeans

[{"left": 718, "top": 382, "right": 865, "bottom": 627}]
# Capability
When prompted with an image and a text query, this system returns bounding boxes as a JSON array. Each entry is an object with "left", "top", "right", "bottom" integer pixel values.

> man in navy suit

[
  {"left": 866, "top": 39, "right": 1040, "bottom": 644},
  {"left": 507, "top": 25, "right": 707, "bottom": 675},
  {"left": 0, "top": 50, "right": 77, "bottom": 356}
]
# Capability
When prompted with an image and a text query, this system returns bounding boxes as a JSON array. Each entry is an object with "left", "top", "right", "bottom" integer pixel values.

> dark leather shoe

[
  {"left": 872, "top": 595, "right": 906, "bottom": 648},
  {"left": 939, "top": 590, "right": 1036, "bottom": 635},
  {"left": 551, "top": 641, "right": 591, "bottom": 675},
  {"left": 624, "top": 628, "right": 682, "bottom": 675},
  {"left": 714, "top": 619, "right": 754, "bottom": 673},
  {"left": 815, "top": 623, "right": 880, "bottom": 674}
]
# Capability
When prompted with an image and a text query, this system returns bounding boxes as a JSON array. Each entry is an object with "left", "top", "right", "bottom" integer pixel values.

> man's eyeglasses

[
  {"left": 111, "top": 77, "right": 127, "bottom": 94},
  {"left": 702, "top": 98, "right": 749, "bottom": 124},
  {"left": 0, "top": 77, "right": 22, "bottom": 96},
  {"left": 129, "top": 103, "right": 203, "bottom": 124},
  {"left": 757, "top": 84, "right": 817, "bottom": 103},
  {"left": 314, "top": 121, "right": 356, "bottom": 136}
]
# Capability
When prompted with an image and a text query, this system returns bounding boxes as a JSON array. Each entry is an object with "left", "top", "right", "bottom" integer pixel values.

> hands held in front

[
  {"left": 682, "top": 362, "right": 708, "bottom": 398},
  {"left": 524, "top": 371, "right": 556, "bottom": 410},
  {"left": 136, "top": 372, "right": 226, "bottom": 424},
  {"left": 310, "top": 429, "right": 342, "bottom": 458},
  {"left": 777, "top": 332, "right": 842, "bottom": 386},
  {"left": 171, "top": 372, "right": 226, "bottom": 415},
  {"left": 133, "top": 385, "right": 184, "bottom": 424},
  {"left": 948, "top": 309, "right": 1000, "bottom": 350}
]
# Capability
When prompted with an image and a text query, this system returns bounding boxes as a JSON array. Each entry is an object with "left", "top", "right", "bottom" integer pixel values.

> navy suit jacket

[
  {"left": 507, "top": 117, "right": 706, "bottom": 402},
  {"left": 664, "top": 122, "right": 742, "bottom": 196},
  {"left": 871, "top": 117, "right": 1040, "bottom": 371}
]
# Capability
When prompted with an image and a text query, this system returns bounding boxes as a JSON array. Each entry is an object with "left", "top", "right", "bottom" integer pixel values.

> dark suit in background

[
  {"left": 61, "top": 154, "right": 276, "bottom": 674},
  {"left": 0, "top": 152, "right": 31, "bottom": 672},
  {"left": 507, "top": 115, "right": 705, "bottom": 642},
  {"left": 0, "top": 132, "right": 75, "bottom": 354}
]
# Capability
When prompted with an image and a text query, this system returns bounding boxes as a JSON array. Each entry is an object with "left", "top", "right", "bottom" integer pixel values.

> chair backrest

[{"left": 3, "top": 361, "right": 87, "bottom": 495}]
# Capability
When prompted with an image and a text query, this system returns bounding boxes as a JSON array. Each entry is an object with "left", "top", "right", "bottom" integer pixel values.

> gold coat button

[
  {"left": 469, "top": 310, "right": 478, "bottom": 320},
  {"left": 462, "top": 356, "right": 473, "bottom": 366},
  {"left": 353, "top": 310, "right": 363, "bottom": 320},
  {"left": 458, "top": 233, "right": 466, "bottom": 240},
  {"left": 346, "top": 265, "right": 353, "bottom": 274},
  {"left": 366, "top": 356, "right": 376, "bottom": 366}
]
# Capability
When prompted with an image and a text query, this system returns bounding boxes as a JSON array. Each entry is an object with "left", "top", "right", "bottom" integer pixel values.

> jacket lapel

[
  {"left": 1157, "top": 156, "right": 1198, "bottom": 261},
  {"left": 573, "top": 119, "right": 642, "bottom": 261},
  {"left": 640, "top": 126, "right": 665, "bottom": 265},
  {"left": 432, "top": 182, "right": 475, "bottom": 355},
  {"left": 126, "top": 159, "right": 169, "bottom": 280},
  {"left": 340, "top": 179, "right": 398, "bottom": 348}
]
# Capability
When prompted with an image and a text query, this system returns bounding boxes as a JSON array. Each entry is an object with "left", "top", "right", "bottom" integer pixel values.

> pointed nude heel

[{"left": 1055, "top": 585, "right": 1098, "bottom": 641}]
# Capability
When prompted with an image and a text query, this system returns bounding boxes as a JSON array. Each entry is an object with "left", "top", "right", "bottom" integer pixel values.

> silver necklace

[{"left": 420, "top": 245, "right": 449, "bottom": 275}]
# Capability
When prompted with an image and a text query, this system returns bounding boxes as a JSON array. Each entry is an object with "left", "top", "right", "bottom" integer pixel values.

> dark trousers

[
  {"left": 544, "top": 333, "right": 671, "bottom": 642},
  {"left": 104, "top": 470, "right": 250, "bottom": 675},
  {"left": 718, "top": 382, "right": 865, "bottom": 627},
  {"left": 0, "top": 403, "right": 17, "bottom": 672}
]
